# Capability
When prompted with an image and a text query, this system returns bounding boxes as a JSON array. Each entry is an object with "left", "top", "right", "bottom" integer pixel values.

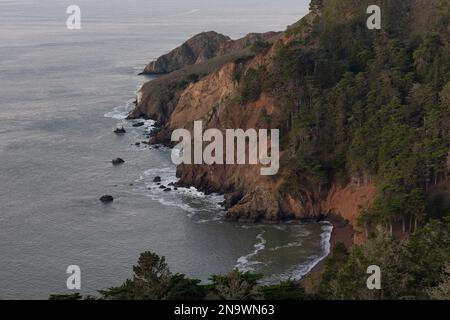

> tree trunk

[
  {"left": 402, "top": 216, "right": 406, "bottom": 234},
  {"left": 446, "top": 163, "right": 449, "bottom": 181}
]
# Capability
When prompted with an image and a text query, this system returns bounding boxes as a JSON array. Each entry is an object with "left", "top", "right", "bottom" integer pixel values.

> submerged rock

[
  {"left": 112, "top": 158, "right": 125, "bottom": 165},
  {"left": 153, "top": 176, "right": 162, "bottom": 183},
  {"left": 99, "top": 195, "right": 114, "bottom": 203},
  {"left": 132, "top": 122, "right": 145, "bottom": 128},
  {"left": 114, "top": 127, "right": 126, "bottom": 134}
]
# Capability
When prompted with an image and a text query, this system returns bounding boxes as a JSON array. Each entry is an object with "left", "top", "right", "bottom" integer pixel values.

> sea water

[{"left": 0, "top": 0, "right": 331, "bottom": 299}]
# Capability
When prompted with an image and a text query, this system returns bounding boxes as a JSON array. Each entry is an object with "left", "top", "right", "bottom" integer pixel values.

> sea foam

[{"left": 235, "top": 231, "right": 267, "bottom": 272}]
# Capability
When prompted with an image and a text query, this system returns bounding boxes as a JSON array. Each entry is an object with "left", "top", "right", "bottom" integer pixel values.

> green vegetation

[
  {"left": 177, "top": 73, "right": 201, "bottom": 90},
  {"left": 99, "top": 251, "right": 207, "bottom": 300},
  {"left": 54, "top": 251, "right": 315, "bottom": 300},
  {"left": 269, "top": 0, "right": 450, "bottom": 234},
  {"left": 261, "top": 280, "right": 309, "bottom": 300},
  {"left": 318, "top": 219, "right": 450, "bottom": 299},
  {"left": 238, "top": 67, "right": 267, "bottom": 104},
  {"left": 250, "top": 40, "right": 272, "bottom": 54},
  {"left": 49, "top": 293, "right": 84, "bottom": 300}
]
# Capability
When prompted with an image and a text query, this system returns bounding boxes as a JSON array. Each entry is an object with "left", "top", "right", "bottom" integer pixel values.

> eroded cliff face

[{"left": 131, "top": 38, "right": 378, "bottom": 236}]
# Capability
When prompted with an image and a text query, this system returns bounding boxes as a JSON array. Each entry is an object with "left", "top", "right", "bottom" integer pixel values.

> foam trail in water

[
  {"left": 104, "top": 83, "right": 142, "bottom": 120},
  {"left": 269, "top": 241, "right": 304, "bottom": 251},
  {"left": 137, "top": 166, "right": 225, "bottom": 219},
  {"left": 235, "top": 231, "right": 267, "bottom": 272},
  {"left": 280, "top": 222, "right": 333, "bottom": 281},
  {"left": 104, "top": 98, "right": 135, "bottom": 120}
]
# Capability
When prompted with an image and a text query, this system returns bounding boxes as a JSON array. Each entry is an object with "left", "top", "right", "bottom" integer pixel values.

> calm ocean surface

[{"left": 0, "top": 0, "right": 331, "bottom": 299}]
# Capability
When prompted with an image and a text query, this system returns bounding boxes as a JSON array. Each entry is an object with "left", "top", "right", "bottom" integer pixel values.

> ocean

[{"left": 0, "top": 0, "right": 331, "bottom": 299}]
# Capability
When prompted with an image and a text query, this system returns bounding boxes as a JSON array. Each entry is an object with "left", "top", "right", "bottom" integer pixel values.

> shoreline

[
  {"left": 301, "top": 219, "right": 355, "bottom": 291},
  {"left": 110, "top": 100, "right": 353, "bottom": 286}
]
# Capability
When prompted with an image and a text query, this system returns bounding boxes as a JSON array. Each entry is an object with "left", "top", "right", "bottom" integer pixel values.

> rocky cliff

[
  {"left": 131, "top": 0, "right": 450, "bottom": 242},
  {"left": 142, "top": 31, "right": 280, "bottom": 74}
]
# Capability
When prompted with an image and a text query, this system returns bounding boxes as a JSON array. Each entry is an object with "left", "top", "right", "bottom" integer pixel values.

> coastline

[
  {"left": 104, "top": 93, "right": 337, "bottom": 281},
  {"left": 122, "top": 78, "right": 352, "bottom": 286},
  {"left": 301, "top": 219, "right": 355, "bottom": 291}
]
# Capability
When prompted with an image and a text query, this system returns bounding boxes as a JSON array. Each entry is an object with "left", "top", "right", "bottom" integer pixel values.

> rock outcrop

[
  {"left": 100, "top": 195, "right": 114, "bottom": 203},
  {"left": 114, "top": 127, "right": 126, "bottom": 134},
  {"left": 112, "top": 158, "right": 125, "bottom": 165},
  {"left": 142, "top": 31, "right": 280, "bottom": 74}
]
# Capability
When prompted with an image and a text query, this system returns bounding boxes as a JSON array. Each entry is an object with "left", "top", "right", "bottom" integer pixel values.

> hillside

[
  {"left": 130, "top": 0, "right": 450, "bottom": 244},
  {"left": 141, "top": 31, "right": 280, "bottom": 74}
]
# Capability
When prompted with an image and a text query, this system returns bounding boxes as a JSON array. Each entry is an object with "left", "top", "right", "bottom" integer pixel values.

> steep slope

[{"left": 131, "top": 0, "right": 450, "bottom": 241}]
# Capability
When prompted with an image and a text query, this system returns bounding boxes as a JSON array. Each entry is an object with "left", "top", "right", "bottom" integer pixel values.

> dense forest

[{"left": 250, "top": 0, "right": 450, "bottom": 234}]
